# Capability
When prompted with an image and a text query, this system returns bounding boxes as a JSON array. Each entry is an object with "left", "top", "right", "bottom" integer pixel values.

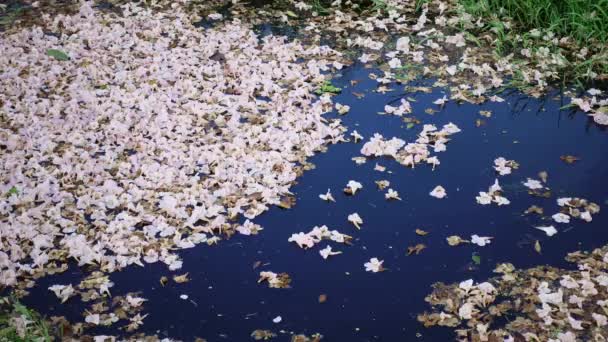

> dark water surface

[{"left": 23, "top": 63, "right": 608, "bottom": 341}]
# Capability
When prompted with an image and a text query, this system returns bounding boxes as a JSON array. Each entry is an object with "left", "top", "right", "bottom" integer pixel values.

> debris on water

[
  {"left": 407, "top": 244, "right": 426, "bottom": 256},
  {"left": 258, "top": 271, "right": 292, "bottom": 289}
]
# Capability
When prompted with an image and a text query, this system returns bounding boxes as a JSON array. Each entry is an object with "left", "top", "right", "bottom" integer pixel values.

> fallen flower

[
  {"left": 494, "top": 157, "right": 518, "bottom": 176},
  {"left": 364, "top": 258, "right": 384, "bottom": 273},
  {"left": 471, "top": 235, "right": 492, "bottom": 247},
  {"left": 374, "top": 163, "right": 386, "bottom": 172},
  {"left": 344, "top": 180, "right": 363, "bottom": 195},
  {"left": 335, "top": 103, "right": 350, "bottom": 115},
  {"left": 552, "top": 213, "right": 571, "bottom": 223},
  {"left": 430, "top": 185, "right": 447, "bottom": 199},
  {"left": 319, "top": 245, "right": 342, "bottom": 259},
  {"left": 319, "top": 189, "right": 336, "bottom": 202},
  {"left": 385, "top": 188, "right": 402, "bottom": 200},
  {"left": 351, "top": 130, "right": 364, "bottom": 143},
  {"left": 48, "top": 284, "right": 75, "bottom": 303},
  {"left": 348, "top": 213, "right": 363, "bottom": 229},
  {"left": 375, "top": 180, "right": 390, "bottom": 190},
  {"left": 535, "top": 226, "right": 558, "bottom": 237},
  {"left": 523, "top": 178, "right": 544, "bottom": 190}
]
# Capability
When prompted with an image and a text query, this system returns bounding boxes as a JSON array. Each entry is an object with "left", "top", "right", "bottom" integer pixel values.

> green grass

[
  {"left": 0, "top": 297, "right": 52, "bottom": 342},
  {"left": 460, "top": 0, "right": 608, "bottom": 44},
  {"left": 459, "top": 0, "right": 608, "bottom": 86}
]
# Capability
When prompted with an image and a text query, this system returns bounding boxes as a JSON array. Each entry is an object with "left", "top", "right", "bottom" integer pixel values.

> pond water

[{"left": 20, "top": 60, "right": 608, "bottom": 341}]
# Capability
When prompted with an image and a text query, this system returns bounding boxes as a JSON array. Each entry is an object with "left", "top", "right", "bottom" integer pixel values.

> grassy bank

[
  {"left": 0, "top": 297, "right": 52, "bottom": 342},
  {"left": 459, "top": 0, "right": 608, "bottom": 86},
  {"left": 460, "top": 0, "right": 608, "bottom": 44}
]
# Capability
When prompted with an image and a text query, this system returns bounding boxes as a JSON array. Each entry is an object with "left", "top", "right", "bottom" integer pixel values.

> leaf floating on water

[
  {"left": 471, "top": 253, "right": 481, "bottom": 265},
  {"left": 258, "top": 271, "right": 291, "bottom": 289},
  {"left": 524, "top": 205, "right": 544, "bottom": 215},
  {"left": 251, "top": 329, "right": 276, "bottom": 340},
  {"left": 407, "top": 244, "right": 426, "bottom": 255},
  {"left": 560, "top": 155, "right": 580, "bottom": 164},
  {"left": 475, "top": 119, "right": 485, "bottom": 127},
  {"left": 252, "top": 261, "right": 262, "bottom": 269},
  {"left": 479, "top": 110, "right": 492, "bottom": 118},
  {"left": 415, "top": 229, "right": 429, "bottom": 236},
  {"left": 47, "top": 49, "right": 70, "bottom": 61},
  {"left": 173, "top": 273, "right": 190, "bottom": 284},
  {"left": 160, "top": 276, "right": 168, "bottom": 287},
  {"left": 447, "top": 235, "right": 468, "bottom": 246},
  {"left": 318, "top": 294, "right": 327, "bottom": 303},
  {"left": 278, "top": 195, "right": 296, "bottom": 209},
  {"left": 352, "top": 91, "right": 365, "bottom": 99},
  {"left": 534, "top": 240, "right": 542, "bottom": 254}
]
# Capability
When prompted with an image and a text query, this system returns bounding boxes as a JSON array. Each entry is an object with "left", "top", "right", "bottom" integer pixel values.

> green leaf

[
  {"left": 47, "top": 49, "right": 70, "bottom": 61},
  {"left": 406, "top": 123, "right": 415, "bottom": 129},
  {"left": 285, "top": 10, "right": 298, "bottom": 18},
  {"left": 471, "top": 253, "right": 481, "bottom": 265},
  {"left": 6, "top": 186, "right": 18, "bottom": 196}
]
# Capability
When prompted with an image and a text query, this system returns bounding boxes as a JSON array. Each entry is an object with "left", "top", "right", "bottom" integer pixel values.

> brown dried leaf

[
  {"left": 524, "top": 205, "right": 544, "bottom": 215},
  {"left": 318, "top": 294, "right": 327, "bottom": 303},
  {"left": 160, "top": 276, "right": 168, "bottom": 287},
  {"left": 415, "top": 229, "right": 429, "bottom": 236},
  {"left": 560, "top": 155, "right": 580, "bottom": 164},
  {"left": 173, "top": 273, "right": 190, "bottom": 284},
  {"left": 447, "top": 235, "right": 468, "bottom": 246},
  {"left": 407, "top": 244, "right": 426, "bottom": 255}
]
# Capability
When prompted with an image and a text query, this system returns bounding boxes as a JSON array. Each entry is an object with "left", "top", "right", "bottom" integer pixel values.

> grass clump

[
  {"left": 460, "top": 0, "right": 608, "bottom": 44},
  {"left": 0, "top": 297, "right": 52, "bottom": 342},
  {"left": 459, "top": 0, "right": 608, "bottom": 86}
]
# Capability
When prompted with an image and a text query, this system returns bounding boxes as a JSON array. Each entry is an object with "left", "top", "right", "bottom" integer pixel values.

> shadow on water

[{"left": 17, "top": 36, "right": 608, "bottom": 342}]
